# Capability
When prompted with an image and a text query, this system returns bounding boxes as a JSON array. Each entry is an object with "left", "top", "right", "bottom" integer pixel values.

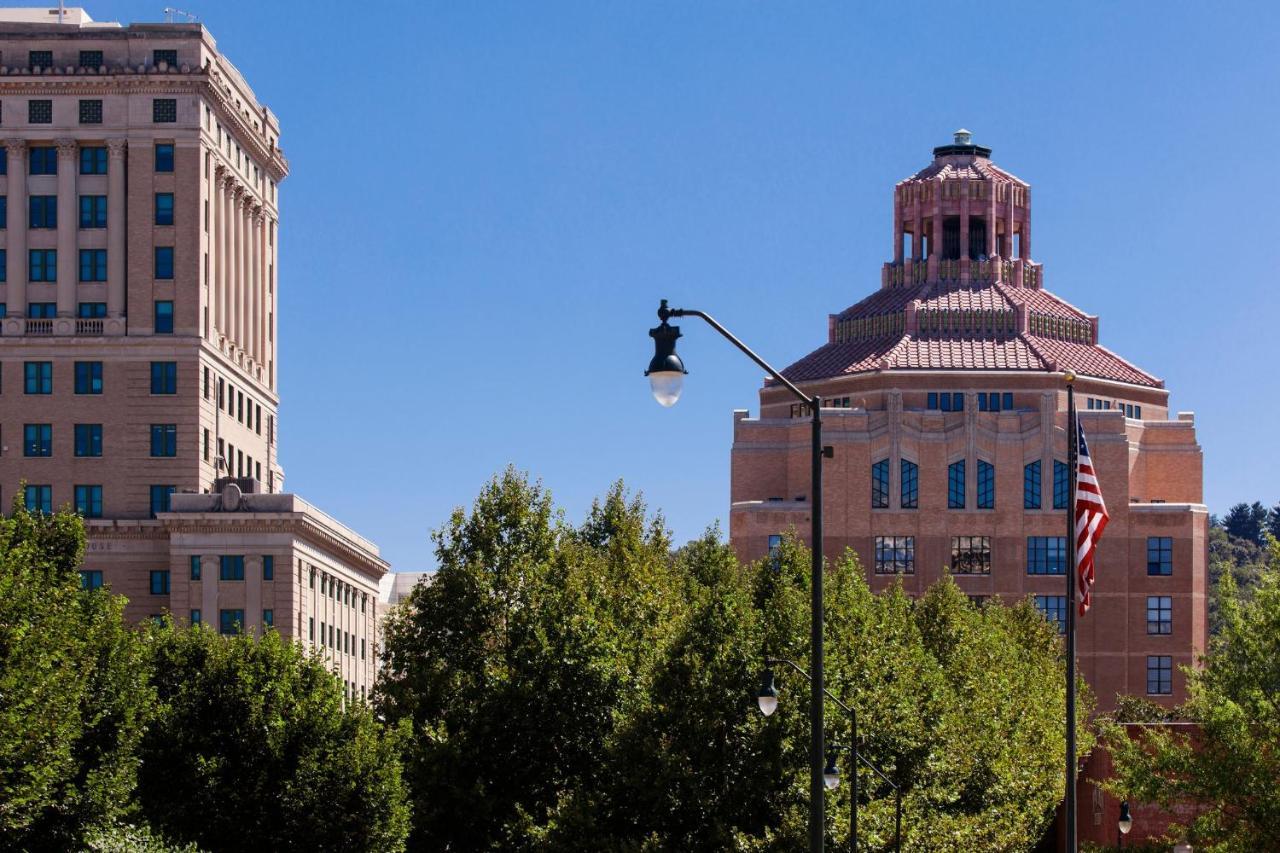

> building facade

[
  {"left": 728, "top": 131, "right": 1208, "bottom": 843},
  {"left": 0, "top": 8, "right": 387, "bottom": 701}
]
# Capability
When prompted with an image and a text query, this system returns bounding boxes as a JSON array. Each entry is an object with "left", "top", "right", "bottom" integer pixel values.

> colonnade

[{"left": 210, "top": 163, "right": 272, "bottom": 368}]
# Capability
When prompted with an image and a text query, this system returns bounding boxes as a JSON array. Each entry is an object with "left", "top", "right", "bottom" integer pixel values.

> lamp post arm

[
  {"left": 766, "top": 657, "right": 853, "bottom": 717},
  {"left": 766, "top": 656, "right": 900, "bottom": 792},
  {"left": 663, "top": 306, "right": 815, "bottom": 406}
]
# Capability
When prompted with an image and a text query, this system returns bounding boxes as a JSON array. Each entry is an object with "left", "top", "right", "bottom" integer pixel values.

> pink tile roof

[
  {"left": 778, "top": 280, "right": 1163, "bottom": 388},
  {"left": 900, "top": 157, "right": 1028, "bottom": 186}
]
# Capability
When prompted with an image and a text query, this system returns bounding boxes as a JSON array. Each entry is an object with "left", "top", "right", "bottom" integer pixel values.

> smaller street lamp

[
  {"left": 823, "top": 749, "right": 841, "bottom": 790},
  {"left": 757, "top": 669, "right": 778, "bottom": 717},
  {"left": 1118, "top": 800, "right": 1133, "bottom": 848}
]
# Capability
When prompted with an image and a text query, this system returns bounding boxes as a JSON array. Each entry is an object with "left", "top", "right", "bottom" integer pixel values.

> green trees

[
  {"left": 137, "top": 626, "right": 411, "bottom": 853},
  {"left": 376, "top": 469, "right": 1085, "bottom": 850},
  {"left": 0, "top": 499, "right": 152, "bottom": 849},
  {"left": 0, "top": 501, "right": 411, "bottom": 852},
  {"left": 1104, "top": 541, "right": 1280, "bottom": 850}
]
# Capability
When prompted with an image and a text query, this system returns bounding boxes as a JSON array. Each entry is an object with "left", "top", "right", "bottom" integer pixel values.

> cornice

[
  {"left": 160, "top": 514, "right": 390, "bottom": 579},
  {"left": 0, "top": 68, "right": 289, "bottom": 181}
]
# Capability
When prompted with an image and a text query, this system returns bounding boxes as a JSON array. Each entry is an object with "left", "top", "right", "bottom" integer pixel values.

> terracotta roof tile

[
  {"left": 916, "top": 283, "right": 1013, "bottom": 313},
  {"left": 1022, "top": 336, "right": 1161, "bottom": 387}
]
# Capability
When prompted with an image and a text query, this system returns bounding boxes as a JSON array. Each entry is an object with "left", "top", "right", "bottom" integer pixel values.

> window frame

[
  {"left": 874, "top": 535, "right": 915, "bottom": 574},
  {"left": 1146, "top": 595, "right": 1172, "bottom": 635},
  {"left": 1147, "top": 537, "right": 1173, "bottom": 576},
  {"left": 871, "top": 459, "right": 890, "bottom": 509},
  {"left": 900, "top": 458, "right": 918, "bottom": 509},
  {"left": 1024, "top": 459, "right": 1042, "bottom": 509},
  {"left": 947, "top": 460, "right": 965, "bottom": 509},
  {"left": 950, "top": 535, "right": 992, "bottom": 575}
]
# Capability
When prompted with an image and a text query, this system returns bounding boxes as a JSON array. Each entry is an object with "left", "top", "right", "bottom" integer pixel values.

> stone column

[
  {"left": 251, "top": 207, "right": 262, "bottom": 363},
  {"left": 55, "top": 139, "right": 77, "bottom": 319},
  {"left": 211, "top": 165, "right": 223, "bottom": 337},
  {"left": 959, "top": 178, "right": 970, "bottom": 283},
  {"left": 231, "top": 185, "right": 243, "bottom": 349},
  {"left": 893, "top": 188, "right": 903, "bottom": 264},
  {"left": 928, "top": 179, "right": 941, "bottom": 282},
  {"left": 221, "top": 177, "right": 234, "bottom": 343},
  {"left": 200, "top": 554, "right": 218, "bottom": 627},
  {"left": 6, "top": 139, "right": 27, "bottom": 323},
  {"left": 106, "top": 140, "right": 127, "bottom": 319},
  {"left": 1022, "top": 188, "right": 1032, "bottom": 259},
  {"left": 912, "top": 209, "right": 923, "bottom": 261}
]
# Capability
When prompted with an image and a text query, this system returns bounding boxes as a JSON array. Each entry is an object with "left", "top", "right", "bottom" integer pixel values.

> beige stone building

[{"left": 0, "top": 8, "right": 387, "bottom": 701}]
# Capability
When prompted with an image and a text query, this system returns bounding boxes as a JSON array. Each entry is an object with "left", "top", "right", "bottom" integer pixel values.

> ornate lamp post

[
  {"left": 1118, "top": 801, "right": 1132, "bottom": 848},
  {"left": 647, "top": 299, "right": 829, "bottom": 851}
]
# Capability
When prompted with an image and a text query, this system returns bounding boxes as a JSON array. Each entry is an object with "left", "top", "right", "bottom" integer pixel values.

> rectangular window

[
  {"left": 79, "top": 249, "right": 108, "bottom": 281},
  {"left": 150, "top": 424, "right": 177, "bottom": 457},
  {"left": 74, "top": 484, "right": 103, "bottom": 518},
  {"left": 1147, "top": 537, "right": 1173, "bottom": 576},
  {"left": 79, "top": 146, "right": 108, "bottom": 174},
  {"left": 28, "top": 302, "right": 56, "bottom": 319},
  {"left": 149, "top": 570, "right": 170, "bottom": 595},
  {"left": 1034, "top": 595, "right": 1067, "bottom": 634},
  {"left": 29, "top": 146, "right": 56, "bottom": 173},
  {"left": 191, "top": 609, "right": 202, "bottom": 626},
  {"left": 190, "top": 555, "right": 202, "bottom": 580},
  {"left": 1002, "top": 392, "right": 1013, "bottom": 410},
  {"left": 80, "top": 569, "right": 104, "bottom": 590},
  {"left": 150, "top": 361, "right": 177, "bottom": 394},
  {"left": 25, "top": 361, "right": 52, "bottom": 394},
  {"left": 28, "top": 100, "right": 53, "bottom": 124},
  {"left": 78, "top": 302, "right": 106, "bottom": 318},
  {"left": 80, "top": 194, "right": 108, "bottom": 227},
  {"left": 153, "top": 98, "right": 177, "bottom": 123},
  {"left": 29, "top": 249, "right": 56, "bottom": 281},
  {"left": 29, "top": 51, "right": 53, "bottom": 69},
  {"left": 950, "top": 536, "right": 991, "bottom": 575},
  {"left": 1147, "top": 596, "right": 1172, "bottom": 635},
  {"left": 79, "top": 99, "right": 103, "bottom": 124},
  {"left": 24, "top": 423, "right": 52, "bottom": 456},
  {"left": 29, "top": 195, "right": 57, "bottom": 228},
  {"left": 361, "top": 638, "right": 366, "bottom": 660},
  {"left": 154, "top": 300, "right": 174, "bottom": 333},
  {"left": 219, "top": 609, "right": 244, "bottom": 636},
  {"left": 153, "top": 49, "right": 178, "bottom": 67},
  {"left": 309, "top": 617, "right": 315, "bottom": 642},
  {"left": 871, "top": 459, "right": 890, "bottom": 509},
  {"left": 203, "top": 428, "right": 210, "bottom": 461},
  {"left": 1147, "top": 656, "right": 1173, "bottom": 695},
  {"left": 25, "top": 484, "right": 52, "bottom": 514},
  {"left": 874, "top": 536, "right": 915, "bottom": 574},
  {"left": 219, "top": 555, "right": 245, "bottom": 581},
  {"left": 149, "top": 485, "right": 175, "bottom": 517},
  {"left": 0, "top": 196, "right": 7, "bottom": 228},
  {"left": 900, "top": 459, "right": 918, "bottom": 509},
  {"left": 74, "top": 424, "right": 103, "bottom": 457},
  {"left": 79, "top": 50, "right": 103, "bottom": 69},
  {"left": 948, "top": 460, "right": 965, "bottom": 509},
  {"left": 1024, "top": 460, "right": 1042, "bottom": 509},
  {"left": 154, "top": 143, "right": 174, "bottom": 172},
  {"left": 1027, "top": 536, "right": 1068, "bottom": 575},
  {"left": 927, "top": 392, "right": 938, "bottom": 410},
  {"left": 262, "top": 609, "right": 274, "bottom": 628},
  {"left": 262, "top": 555, "right": 274, "bottom": 581},
  {"left": 155, "top": 192, "right": 174, "bottom": 225},
  {"left": 1053, "top": 460, "right": 1070, "bottom": 510},
  {"left": 977, "top": 460, "right": 995, "bottom": 509},
  {"left": 155, "top": 246, "right": 174, "bottom": 279}
]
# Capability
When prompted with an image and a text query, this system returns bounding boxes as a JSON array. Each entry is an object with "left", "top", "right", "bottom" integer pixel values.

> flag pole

[{"left": 1065, "top": 370, "right": 1078, "bottom": 852}]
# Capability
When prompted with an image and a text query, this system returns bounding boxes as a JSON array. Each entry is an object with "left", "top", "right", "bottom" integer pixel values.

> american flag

[{"left": 1074, "top": 415, "right": 1110, "bottom": 617}]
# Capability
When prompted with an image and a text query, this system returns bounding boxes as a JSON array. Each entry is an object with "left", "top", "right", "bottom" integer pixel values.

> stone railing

[
  {"left": 25, "top": 318, "right": 53, "bottom": 335},
  {"left": 76, "top": 318, "right": 104, "bottom": 336}
]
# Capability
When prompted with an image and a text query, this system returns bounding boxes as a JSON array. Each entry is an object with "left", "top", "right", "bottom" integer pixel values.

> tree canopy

[
  {"left": 376, "top": 468, "right": 1088, "bottom": 850},
  {"left": 1103, "top": 540, "right": 1280, "bottom": 850}
]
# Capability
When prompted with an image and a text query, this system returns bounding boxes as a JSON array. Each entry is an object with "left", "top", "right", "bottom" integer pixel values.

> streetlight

[
  {"left": 757, "top": 669, "right": 778, "bottom": 717},
  {"left": 647, "top": 299, "right": 829, "bottom": 852},
  {"left": 758, "top": 657, "right": 902, "bottom": 852},
  {"left": 1118, "top": 800, "right": 1133, "bottom": 848}
]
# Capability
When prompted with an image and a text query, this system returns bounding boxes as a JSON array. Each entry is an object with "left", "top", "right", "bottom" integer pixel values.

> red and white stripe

[{"left": 1074, "top": 416, "right": 1110, "bottom": 617}]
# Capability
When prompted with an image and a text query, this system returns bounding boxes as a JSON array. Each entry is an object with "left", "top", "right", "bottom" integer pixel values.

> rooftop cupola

[{"left": 886, "top": 130, "right": 1039, "bottom": 290}]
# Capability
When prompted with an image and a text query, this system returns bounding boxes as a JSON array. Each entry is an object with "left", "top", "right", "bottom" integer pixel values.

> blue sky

[{"left": 90, "top": 2, "right": 1280, "bottom": 568}]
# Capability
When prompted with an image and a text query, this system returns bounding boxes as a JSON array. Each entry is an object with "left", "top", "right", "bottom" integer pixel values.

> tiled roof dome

[{"left": 777, "top": 133, "right": 1162, "bottom": 389}]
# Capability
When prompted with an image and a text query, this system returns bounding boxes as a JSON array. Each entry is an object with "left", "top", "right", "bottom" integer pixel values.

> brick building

[
  {"left": 728, "top": 132, "right": 1208, "bottom": 843},
  {"left": 0, "top": 8, "right": 386, "bottom": 701}
]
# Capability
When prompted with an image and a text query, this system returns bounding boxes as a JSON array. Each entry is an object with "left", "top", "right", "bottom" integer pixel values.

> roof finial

[{"left": 954, "top": 128, "right": 972, "bottom": 145}]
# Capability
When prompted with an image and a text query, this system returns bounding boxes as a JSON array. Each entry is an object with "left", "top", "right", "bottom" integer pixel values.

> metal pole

[
  {"left": 1065, "top": 380, "right": 1078, "bottom": 852},
  {"left": 851, "top": 705, "right": 858, "bottom": 851},
  {"left": 810, "top": 399, "right": 825, "bottom": 853},
  {"left": 894, "top": 785, "right": 902, "bottom": 852}
]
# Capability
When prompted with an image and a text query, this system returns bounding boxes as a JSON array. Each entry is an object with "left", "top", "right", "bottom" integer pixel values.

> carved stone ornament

[
  {"left": 107, "top": 138, "right": 128, "bottom": 158},
  {"left": 219, "top": 481, "right": 244, "bottom": 511},
  {"left": 56, "top": 138, "right": 77, "bottom": 158}
]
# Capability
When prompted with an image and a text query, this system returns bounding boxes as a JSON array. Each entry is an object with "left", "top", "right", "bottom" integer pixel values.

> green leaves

[
  {"left": 376, "top": 477, "right": 1081, "bottom": 851},
  {"left": 1105, "top": 540, "right": 1280, "bottom": 850}
]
